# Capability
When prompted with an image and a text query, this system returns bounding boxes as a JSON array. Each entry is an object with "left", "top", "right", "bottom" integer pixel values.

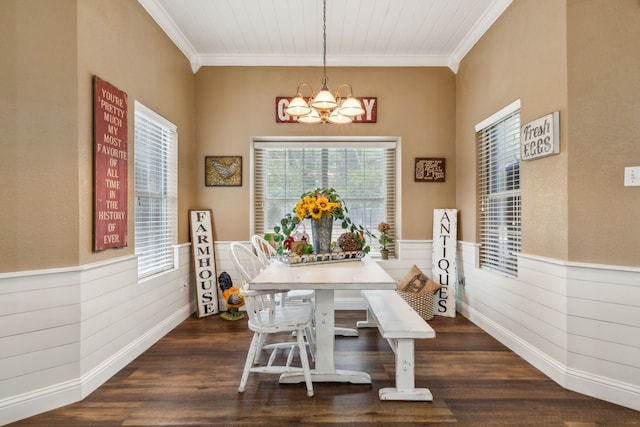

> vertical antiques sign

[
  {"left": 432, "top": 209, "right": 458, "bottom": 317},
  {"left": 190, "top": 210, "right": 219, "bottom": 317},
  {"left": 93, "top": 76, "right": 128, "bottom": 251}
]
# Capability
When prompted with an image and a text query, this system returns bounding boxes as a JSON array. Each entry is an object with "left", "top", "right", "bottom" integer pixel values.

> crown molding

[
  {"left": 137, "top": 0, "right": 200, "bottom": 70},
  {"left": 196, "top": 53, "right": 452, "bottom": 69},
  {"left": 450, "top": 0, "right": 513, "bottom": 72}
]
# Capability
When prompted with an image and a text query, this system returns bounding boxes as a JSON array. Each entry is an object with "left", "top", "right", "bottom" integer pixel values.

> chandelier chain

[
  {"left": 285, "top": 0, "right": 364, "bottom": 124},
  {"left": 322, "top": 0, "right": 327, "bottom": 87}
]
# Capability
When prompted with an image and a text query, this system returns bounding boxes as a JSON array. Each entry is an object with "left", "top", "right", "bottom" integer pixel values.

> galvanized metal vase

[{"left": 311, "top": 215, "right": 333, "bottom": 254}]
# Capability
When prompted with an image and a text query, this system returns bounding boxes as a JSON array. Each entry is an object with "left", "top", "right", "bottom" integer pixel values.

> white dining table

[{"left": 249, "top": 256, "right": 396, "bottom": 384}]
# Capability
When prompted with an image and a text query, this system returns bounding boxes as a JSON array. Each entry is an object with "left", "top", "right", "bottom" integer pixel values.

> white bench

[{"left": 358, "top": 289, "right": 436, "bottom": 401}]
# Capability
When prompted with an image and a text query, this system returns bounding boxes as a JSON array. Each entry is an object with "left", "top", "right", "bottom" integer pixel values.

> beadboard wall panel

[
  {"left": 566, "top": 262, "right": 640, "bottom": 400},
  {"left": 457, "top": 242, "right": 640, "bottom": 411},
  {"left": 0, "top": 245, "right": 193, "bottom": 425}
]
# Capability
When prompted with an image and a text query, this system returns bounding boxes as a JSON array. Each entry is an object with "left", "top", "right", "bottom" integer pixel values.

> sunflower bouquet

[
  {"left": 294, "top": 189, "right": 343, "bottom": 221},
  {"left": 265, "top": 187, "right": 373, "bottom": 254}
]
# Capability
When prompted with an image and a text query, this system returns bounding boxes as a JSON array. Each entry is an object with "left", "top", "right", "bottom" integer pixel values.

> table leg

[{"left": 279, "top": 289, "right": 371, "bottom": 384}]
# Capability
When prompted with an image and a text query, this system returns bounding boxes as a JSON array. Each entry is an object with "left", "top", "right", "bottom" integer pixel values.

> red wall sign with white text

[{"left": 93, "top": 76, "right": 128, "bottom": 251}]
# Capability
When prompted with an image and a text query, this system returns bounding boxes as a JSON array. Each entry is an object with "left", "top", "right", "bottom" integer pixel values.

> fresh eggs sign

[
  {"left": 521, "top": 111, "right": 560, "bottom": 161},
  {"left": 276, "top": 97, "right": 377, "bottom": 123}
]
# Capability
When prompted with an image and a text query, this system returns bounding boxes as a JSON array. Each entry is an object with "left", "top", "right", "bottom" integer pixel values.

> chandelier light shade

[{"left": 285, "top": 0, "right": 364, "bottom": 124}]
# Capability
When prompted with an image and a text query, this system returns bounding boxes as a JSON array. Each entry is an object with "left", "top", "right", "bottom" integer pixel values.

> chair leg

[
  {"left": 239, "top": 332, "right": 261, "bottom": 393},
  {"left": 296, "top": 328, "right": 314, "bottom": 397},
  {"left": 254, "top": 333, "right": 268, "bottom": 364},
  {"left": 304, "top": 325, "right": 315, "bottom": 362}
]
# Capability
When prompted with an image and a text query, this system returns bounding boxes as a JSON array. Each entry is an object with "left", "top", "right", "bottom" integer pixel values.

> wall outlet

[{"left": 624, "top": 166, "right": 640, "bottom": 187}]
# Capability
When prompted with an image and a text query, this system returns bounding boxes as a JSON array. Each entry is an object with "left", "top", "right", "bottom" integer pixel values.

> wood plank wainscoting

[
  {"left": 1, "top": 241, "right": 639, "bottom": 424},
  {"left": 0, "top": 245, "right": 194, "bottom": 425},
  {"left": 457, "top": 242, "right": 640, "bottom": 413}
]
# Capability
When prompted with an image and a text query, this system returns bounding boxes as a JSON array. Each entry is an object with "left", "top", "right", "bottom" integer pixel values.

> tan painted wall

[
  {"left": 0, "top": 0, "right": 80, "bottom": 271},
  {"left": 456, "top": 0, "right": 570, "bottom": 260},
  {"left": 194, "top": 66, "right": 457, "bottom": 241},
  {"left": 566, "top": 0, "right": 640, "bottom": 265},
  {"left": 0, "top": 0, "right": 197, "bottom": 272},
  {"left": 76, "top": 0, "right": 197, "bottom": 265},
  {"left": 457, "top": 0, "right": 639, "bottom": 267}
]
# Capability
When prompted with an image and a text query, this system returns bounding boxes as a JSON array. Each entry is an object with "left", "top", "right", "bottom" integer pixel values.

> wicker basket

[{"left": 396, "top": 290, "right": 435, "bottom": 321}]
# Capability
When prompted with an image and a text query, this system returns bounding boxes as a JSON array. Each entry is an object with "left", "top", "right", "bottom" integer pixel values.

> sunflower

[{"left": 316, "top": 196, "right": 331, "bottom": 213}]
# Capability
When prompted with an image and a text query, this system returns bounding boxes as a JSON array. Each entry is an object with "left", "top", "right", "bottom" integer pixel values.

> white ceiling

[{"left": 137, "top": 0, "right": 513, "bottom": 73}]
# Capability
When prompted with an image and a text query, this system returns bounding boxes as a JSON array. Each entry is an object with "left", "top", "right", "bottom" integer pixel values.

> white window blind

[
  {"left": 134, "top": 101, "right": 178, "bottom": 278},
  {"left": 253, "top": 140, "right": 397, "bottom": 257},
  {"left": 476, "top": 103, "right": 521, "bottom": 277}
]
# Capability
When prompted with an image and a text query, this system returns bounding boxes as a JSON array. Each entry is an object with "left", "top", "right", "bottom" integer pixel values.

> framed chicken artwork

[{"left": 205, "top": 156, "right": 242, "bottom": 187}]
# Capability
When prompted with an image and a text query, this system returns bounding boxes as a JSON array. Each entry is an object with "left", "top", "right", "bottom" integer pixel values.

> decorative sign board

[
  {"left": 415, "top": 158, "right": 446, "bottom": 182},
  {"left": 190, "top": 210, "right": 219, "bottom": 317},
  {"left": 205, "top": 156, "right": 242, "bottom": 187},
  {"left": 93, "top": 76, "right": 128, "bottom": 251},
  {"left": 432, "top": 209, "right": 458, "bottom": 317},
  {"left": 521, "top": 111, "right": 560, "bottom": 161},
  {"left": 275, "top": 97, "right": 377, "bottom": 123}
]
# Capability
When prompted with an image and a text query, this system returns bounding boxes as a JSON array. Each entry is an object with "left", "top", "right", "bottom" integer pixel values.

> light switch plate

[{"left": 624, "top": 166, "right": 640, "bottom": 186}]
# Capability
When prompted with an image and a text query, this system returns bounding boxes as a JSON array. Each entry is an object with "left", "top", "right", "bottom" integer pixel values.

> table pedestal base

[
  {"left": 279, "top": 369, "right": 371, "bottom": 384},
  {"left": 379, "top": 387, "right": 433, "bottom": 401}
]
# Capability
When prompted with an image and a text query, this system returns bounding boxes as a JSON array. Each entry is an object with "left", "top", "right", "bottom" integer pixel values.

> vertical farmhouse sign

[
  {"left": 190, "top": 210, "right": 219, "bottom": 317},
  {"left": 93, "top": 76, "right": 128, "bottom": 251},
  {"left": 521, "top": 111, "right": 560, "bottom": 161},
  {"left": 432, "top": 209, "right": 458, "bottom": 317}
]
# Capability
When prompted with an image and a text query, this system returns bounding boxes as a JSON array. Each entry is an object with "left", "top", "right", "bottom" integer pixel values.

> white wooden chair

[
  {"left": 238, "top": 284, "right": 315, "bottom": 397},
  {"left": 229, "top": 242, "right": 314, "bottom": 378}
]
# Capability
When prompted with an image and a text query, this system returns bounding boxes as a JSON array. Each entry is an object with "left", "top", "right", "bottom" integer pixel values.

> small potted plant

[{"left": 377, "top": 222, "right": 392, "bottom": 260}]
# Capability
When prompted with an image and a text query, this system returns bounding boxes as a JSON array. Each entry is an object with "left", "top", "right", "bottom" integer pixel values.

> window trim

[
  {"left": 134, "top": 101, "right": 178, "bottom": 279},
  {"left": 475, "top": 99, "right": 521, "bottom": 277},
  {"left": 250, "top": 136, "right": 402, "bottom": 255}
]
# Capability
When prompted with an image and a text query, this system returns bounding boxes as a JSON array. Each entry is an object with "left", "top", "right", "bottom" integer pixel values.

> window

[
  {"left": 476, "top": 100, "right": 521, "bottom": 277},
  {"left": 134, "top": 101, "right": 178, "bottom": 278},
  {"left": 253, "top": 138, "right": 397, "bottom": 256}
]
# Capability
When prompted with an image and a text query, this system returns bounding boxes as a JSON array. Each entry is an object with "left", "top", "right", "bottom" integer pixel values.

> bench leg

[
  {"left": 379, "top": 339, "right": 433, "bottom": 402},
  {"left": 355, "top": 308, "right": 378, "bottom": 328}
]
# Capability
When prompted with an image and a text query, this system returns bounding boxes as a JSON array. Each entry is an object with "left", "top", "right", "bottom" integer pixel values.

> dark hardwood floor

[{"left": 10, "top": 311, "right": 640, "bottom": 426}]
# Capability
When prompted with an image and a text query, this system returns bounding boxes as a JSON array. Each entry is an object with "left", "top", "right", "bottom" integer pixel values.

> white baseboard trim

[
  {"left": 458, "top": 301, "right": 640, "bottom": 412},
  {"left": 0, "top": 303, "right": 193, "bottom": 426}
]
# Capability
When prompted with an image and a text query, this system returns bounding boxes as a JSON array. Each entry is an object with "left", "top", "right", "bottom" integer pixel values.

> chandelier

[{"left": 286, "top": 0, "right": 365, "bottom": 124}]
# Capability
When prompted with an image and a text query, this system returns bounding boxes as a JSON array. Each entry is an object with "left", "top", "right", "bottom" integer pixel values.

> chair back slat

[
  {"left": 251, "top": 234, "right": 278, "bottom": 265},
  {"left": 229, "top": 242, "right": 266, "bottom": 285}
]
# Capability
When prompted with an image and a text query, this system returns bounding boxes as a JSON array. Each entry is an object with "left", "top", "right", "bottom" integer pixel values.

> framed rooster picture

[{"left": 205, "top": 156, "right": 242, "bottom": 187}]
